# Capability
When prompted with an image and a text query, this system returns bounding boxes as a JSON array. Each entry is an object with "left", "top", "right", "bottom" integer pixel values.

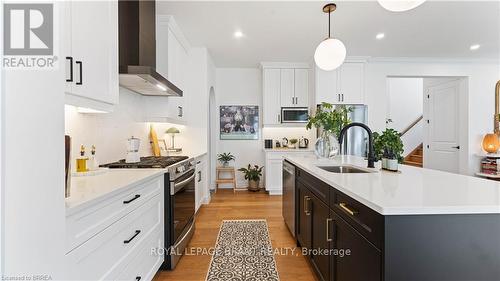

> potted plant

[
  {"left": 306, "top": 103, "right": 353, "bottom": 158},
  {"left": 373, "top": 128, "right": 404, "bottom": 171},
  {"left": 217, "top": 152, "right": 235, "bottom": 167},
  {"left": 289, "top": 138, "right": 298, "bottom": 149},
  {"left": 238, "top": 164, "right": 263, "bottom": 192}
]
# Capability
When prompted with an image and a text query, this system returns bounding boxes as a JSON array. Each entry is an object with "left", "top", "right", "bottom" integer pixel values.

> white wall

[
  {"left": 215, "top": 68, "right": 264, "bottom": 188},
  {"left": 387, "top": 77, "right": 423, "bottom": 156},
  {"left": 364, "top": 59, "right": 500, "bottom": 175}
]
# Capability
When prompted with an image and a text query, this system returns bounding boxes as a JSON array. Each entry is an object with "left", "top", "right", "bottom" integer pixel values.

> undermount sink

[{"left": 317, "top": 165, "right": 374, "bottom": 174}]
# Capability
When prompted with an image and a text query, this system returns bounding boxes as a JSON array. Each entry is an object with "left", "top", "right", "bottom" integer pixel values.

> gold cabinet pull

[
  {"left": 304, "top": 196, "right": 311, "bottom": 215},
  {"left": 326, "top": 218, "right": 333, "bottom": 242},
  {"left": 339, "top": 202, "right": 358, "bottom": 216}
]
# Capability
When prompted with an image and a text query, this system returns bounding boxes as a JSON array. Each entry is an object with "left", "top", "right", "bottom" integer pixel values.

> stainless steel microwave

[{"left": 281, "top": 108, "right": 309, "bottom": 123}]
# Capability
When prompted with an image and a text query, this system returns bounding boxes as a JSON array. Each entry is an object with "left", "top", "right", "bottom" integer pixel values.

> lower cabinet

[{"left": 295, "top": 168, "right": 382, "bottom": 281}]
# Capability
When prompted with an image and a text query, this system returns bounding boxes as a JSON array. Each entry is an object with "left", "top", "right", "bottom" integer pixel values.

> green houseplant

[
  {"left": 306, "top": 103, "right": 353, "bottom": 158},
  {"left": 289, "top": 138, "right": 298, "bottom": 149},
  {"left": 373, "top": 128, "right": 404, "bottom": 170},
  {"left": 217, "top": 152, "right": 235, "bottom": 167},
  {"left": 238, "top": 164, "right": 263, "bottom": 192}
]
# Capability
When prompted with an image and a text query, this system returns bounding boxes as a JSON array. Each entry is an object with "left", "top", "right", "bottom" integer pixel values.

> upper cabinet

[
  {"left": 64, "top": 1, "right": 118, "bottom": 111},
  {"left": 144, "top": 15, "right": 189, "bottom": 123},
  {"left": 262, "top": 63, "right": 310, "bottom": 126},
  {"left": 316, "top": 62, "right": 365, "bottom": 105}
]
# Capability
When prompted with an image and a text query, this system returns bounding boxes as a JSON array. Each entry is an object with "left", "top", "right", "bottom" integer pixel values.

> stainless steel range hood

[{"left": 118, "top": 0, "right": 182, "bottom": 97}]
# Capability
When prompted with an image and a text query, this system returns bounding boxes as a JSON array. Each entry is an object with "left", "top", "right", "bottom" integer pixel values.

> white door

[
  {"left": 70, "top": 1, "right": 118, "bottom": 105},
  {"left": 280, "top": 69, "right": 295, "bottom": 107},
  {"left": 424, "top": 80, "right": 460, "bottom": 173},
  {"left": 315, "top": 66, "right": 340, "bottom": 104},
  {"left": 294, "top": 69, "right": 309, "bottom": 107},
  {"left": 339, "top": 62, "right": 364, "bottom": 104},
  {"left": 263, "top": 69, "right": 281, "bottom": 125}
]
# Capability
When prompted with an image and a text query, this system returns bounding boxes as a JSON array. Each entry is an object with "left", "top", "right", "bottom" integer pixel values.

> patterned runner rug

[{"left": 206, "top": 220, "right": 280, "bottom": 281}]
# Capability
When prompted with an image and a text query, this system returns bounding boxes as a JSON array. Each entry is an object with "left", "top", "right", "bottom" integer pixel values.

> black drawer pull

[
  {"left": 123, "top": 194, "right": 140, "bottom": 204},
  {"left": 66, "top": 56, "right": 73, "bottom": 82},
  {"left": 135, "top": 277, "right": 141, "bottom": 281},
  {"left": 123, "top": 230, "right": 141, "bottom": 244},
  {"left": 76, "top": 61, "right": 82, "bottom": 85}
]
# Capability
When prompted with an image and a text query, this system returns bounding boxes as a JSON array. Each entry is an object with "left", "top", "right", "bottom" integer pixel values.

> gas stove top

[{"left": 101, "top": 156, "right": 189, "bottom": 169}]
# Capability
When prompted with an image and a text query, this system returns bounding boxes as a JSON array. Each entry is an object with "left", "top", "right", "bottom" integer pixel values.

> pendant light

[
  {"left": 378, "top": 0, "right": 425, "bottom": 12},
  {"left": 314, "top": 3, "right": 346, "bottom": 71}
]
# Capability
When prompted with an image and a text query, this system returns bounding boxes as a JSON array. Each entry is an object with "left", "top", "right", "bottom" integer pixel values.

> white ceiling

[{"left": 157, "top": 1, "right": 500, "bottom": 67}]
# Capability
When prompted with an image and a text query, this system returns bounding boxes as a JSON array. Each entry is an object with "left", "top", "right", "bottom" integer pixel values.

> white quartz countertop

[
  {"left": 65, "top": 168, "right": 165, "bottom": 215},
  {"left": 285, "top": 154, "right": 500, "bottom": 215}
]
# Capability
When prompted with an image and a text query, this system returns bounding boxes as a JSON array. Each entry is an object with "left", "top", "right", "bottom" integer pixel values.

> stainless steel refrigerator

[{"left": 316, "top": 104, "right": 369, "bottom": 157}]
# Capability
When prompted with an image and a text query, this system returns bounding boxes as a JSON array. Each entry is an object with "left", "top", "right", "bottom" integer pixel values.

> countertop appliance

[
  {"left": 298, "top": 137, "right": 309, "bottom": 149},
  {"left": 281, "top": 107, "right": 309, "bottom": 123},
  {"left": 317, "top": 104, "right": 368, "bottom": 157},
  {"left": 282, "top": 160, "right": 296, "bottom": 237},
  {"left": 101, "top": 156, "right": 195, "bottom": 270},
  {"left": 118, "top": 0, "right": 182, "bottom": 97}
]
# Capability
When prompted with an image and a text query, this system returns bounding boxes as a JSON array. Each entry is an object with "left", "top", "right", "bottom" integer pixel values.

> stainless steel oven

[
  {"left": 163, "top": 158, "right": 196, "bottom": 270},
  {"left": 281, "top": 107, "right": 309, "bottom": 123}
]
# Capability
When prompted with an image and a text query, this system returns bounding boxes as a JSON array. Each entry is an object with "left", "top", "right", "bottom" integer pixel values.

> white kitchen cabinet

[
  {"left": 65, "top": 175, "right": 164, "bottom": 280},
  {"left": 64, "top": 1, "right": 118, "bottom": 109},
  {"left": 280, "top": 69, "right": 295, "bottom": 107},
  {"left": 263, "top": 69, "right": 282, "bottom": 125},
  {"left": 264, "top": 150, "right": 313, "bottom": 195},
  {"left": 294, "top": 69, "right": 309, "bottom": 107},
  {"left": 144, "top": 15, "right": 189, "bottom": 123},
  {"left": 195, "top": 155, "right": 209, "bottom": 212},
  {"left": 315, "top": 62, "right": 365, "bottom": 105}
]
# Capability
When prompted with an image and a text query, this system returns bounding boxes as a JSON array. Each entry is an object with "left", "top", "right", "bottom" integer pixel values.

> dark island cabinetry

[{"left": 289, "top": 161, "right": 500, "bottom": 281}]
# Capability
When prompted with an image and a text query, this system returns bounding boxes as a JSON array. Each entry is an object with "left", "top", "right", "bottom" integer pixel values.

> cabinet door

[
  {"left": 339, "top": 63, "right": 364, "bottom": 104},
  {"left": 294, "top": 69, "right": 309, "bottom": 107},
  {"left": 310, "top": 196, "right": 331, "bottom": 281},
  {"left": 296, "top": 182, "right": 312, "bottom": 250},
  {"left": 280, "top": 69, "right": 295, "bottom": 107},
  {"left": 263, "top": 69, "right": 281, "bottom": 125},
  {"left": 70, "top": 0, "right": 118, "bottom": 105},
  {"left": 331, "top": 211, "right": 382, "bottom": 281},
  {"left": 315, "top": 66, "right": 340, "bottom": 105},
  {"left": 265, "top": 158, "right": 283, "bottom": 194}
]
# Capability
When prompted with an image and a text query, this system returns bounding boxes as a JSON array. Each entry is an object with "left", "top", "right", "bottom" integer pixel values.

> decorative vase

[
  {"left": 248, "top": 180, "right": 260, "bottom": 192},
  {"left": 314, "top": 131, "right": 340, "bottom": 159},
  {"left": 222, "top": 161, "right": 229, "bottom": 167}
]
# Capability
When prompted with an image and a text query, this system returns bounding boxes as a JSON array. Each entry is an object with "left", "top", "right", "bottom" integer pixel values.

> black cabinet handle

[
  {"left": 452, "top": 146, "right": 460, "bottom": 149},
  {"left": 76, "top": 61, "right": 82, "bottom": 85},
  {"left": 135, "top": 277, "right": 141, "bottom": 281},
  {"left": 198, "top": 171, "right": 202, "bottom": 182},
  {"left": 123, "top": 194, "right": 140, "bottom": 204},
  {"left": 66, "top": 57, "right": 73, "bottom": 82},
  {"left": 123, "top": 230, "right": 141, "bottom": 244}
]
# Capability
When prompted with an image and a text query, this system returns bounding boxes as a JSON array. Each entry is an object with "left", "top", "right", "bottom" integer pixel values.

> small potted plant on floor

[
  {"left": 217, "top": 152, "right": 235, "bottom": 167},
  {"left": 238, "top": 164, "right": 264, "bottom": 192},
  {"left": 373, "top": 128, "right": 404, "bottom": 171}
]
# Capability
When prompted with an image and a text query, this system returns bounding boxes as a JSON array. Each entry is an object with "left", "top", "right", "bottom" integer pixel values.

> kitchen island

[{"left": 285, "top": 154, "right": 500, "bottom": 281}]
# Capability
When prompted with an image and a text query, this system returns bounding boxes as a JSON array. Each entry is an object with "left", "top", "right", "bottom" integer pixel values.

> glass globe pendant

[
  {"left": 378, "top": 0, "right": 425, "bottom": 12},
  {"left": 314, "top": 3, "right": 346, "bottom": 71}
]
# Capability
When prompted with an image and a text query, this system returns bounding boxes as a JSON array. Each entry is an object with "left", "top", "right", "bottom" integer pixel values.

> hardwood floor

[{"left": 153, "top": 189, "right": 317, "bottom": 281}]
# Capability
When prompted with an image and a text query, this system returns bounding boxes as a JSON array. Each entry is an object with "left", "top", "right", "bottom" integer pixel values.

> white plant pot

[
  {"left": 386, "top": 158, "right": 399, "bottom": 171},
  {"left": 381, "top": 158, "right": 388, "bottom": 169}
]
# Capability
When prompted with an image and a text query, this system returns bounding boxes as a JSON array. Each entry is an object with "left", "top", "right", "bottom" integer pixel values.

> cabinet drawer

[
  {"left": 296, "top": 168, "right": 330, "bottom": 205},
  {"left": 331, "top": 190, "right": 384, "bottom": 249},
  {"left": 66, "top": 194, "right": 163, "bottom": 280},
  {"left": 66, "top": 176, "right": 163, "bottom": 252},
  {"left": 116, "top": 229, "right": 163, "bottom": 281}
]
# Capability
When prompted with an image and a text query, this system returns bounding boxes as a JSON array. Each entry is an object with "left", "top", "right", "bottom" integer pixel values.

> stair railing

[{"left": 399, "top": 115, "right": 423, "bottom": 137}]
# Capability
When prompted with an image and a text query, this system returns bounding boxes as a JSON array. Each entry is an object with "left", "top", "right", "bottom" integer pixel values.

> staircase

[{"left": 403, "top": 144, "right": 423, "bottom": 167}]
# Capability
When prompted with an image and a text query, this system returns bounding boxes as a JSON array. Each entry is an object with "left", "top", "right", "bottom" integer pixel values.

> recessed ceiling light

[
  {"left": 376, "top": 33, "right": 385, "bottom": 40},
  {"left": 470, "top": 44, "right": 480, "bottom": 51},
  {"left": 234, "top": 31, "right": 244, "bottom": 38}
]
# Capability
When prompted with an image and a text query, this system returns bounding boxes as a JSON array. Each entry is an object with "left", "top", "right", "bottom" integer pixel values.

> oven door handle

[{"left": 172, "top": 172, "right": 195, "bottom": 195}]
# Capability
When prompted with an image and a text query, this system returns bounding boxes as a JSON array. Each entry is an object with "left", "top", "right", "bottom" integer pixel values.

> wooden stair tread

[{"left": 404, "top": 143, "right": 424, "bottom": 168}]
